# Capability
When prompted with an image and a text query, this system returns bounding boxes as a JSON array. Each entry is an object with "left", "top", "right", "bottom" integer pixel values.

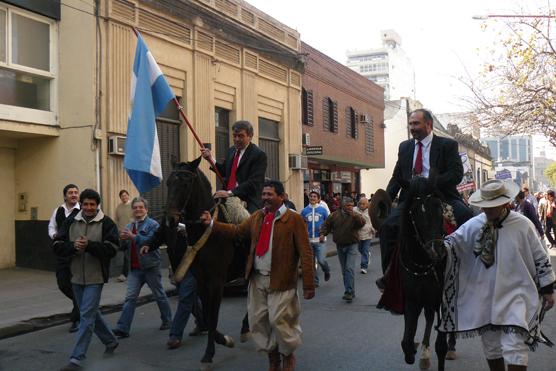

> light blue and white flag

[{"left": 124, "top": 33, "right": 175, "bottom": 193}]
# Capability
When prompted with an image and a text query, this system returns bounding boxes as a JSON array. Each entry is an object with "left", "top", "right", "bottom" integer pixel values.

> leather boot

[
  {"left": 268, "top": 349, "right": 281, "bottom": 371},
  {"left": 487, "top": 358, "right": 505, "bottom": 371},
  {"left": 507, "top": 365, "right": 527, "bottom": 371},
  {"left": 282, "top": 353, "right": 296, "bottom": 371}
]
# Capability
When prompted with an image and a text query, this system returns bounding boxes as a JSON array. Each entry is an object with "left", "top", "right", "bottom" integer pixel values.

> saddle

[{"left": 173, "top": 197, "right": 250, "bottom": 283}]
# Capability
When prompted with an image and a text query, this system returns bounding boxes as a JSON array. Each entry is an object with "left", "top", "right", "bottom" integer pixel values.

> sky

[{"left": 246, "top": 0, "right": 552, "bottom": 115}]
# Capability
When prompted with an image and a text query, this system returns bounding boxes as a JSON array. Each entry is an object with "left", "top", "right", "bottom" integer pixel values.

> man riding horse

[
  {"left": 378, "top": 108, "right": 473, "bottom": 282},
  {"left": 200, "top": 120, "right": 267, "bottom": 213}
]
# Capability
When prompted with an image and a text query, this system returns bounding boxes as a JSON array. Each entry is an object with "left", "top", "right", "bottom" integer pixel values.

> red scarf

[
  {"left": 130, "top": 223, "right": 141, "bottom": 269},
  {"left": 255, "top": 210, "right": 276, "bottom": 257}
]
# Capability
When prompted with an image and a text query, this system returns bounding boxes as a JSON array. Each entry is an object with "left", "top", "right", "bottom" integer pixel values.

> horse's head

[
  {"left": 405, "top": 170, "right": 446, "bottom": 263},
  {"left": 165, "top": 156, "right": 203, "bottom": 225}
]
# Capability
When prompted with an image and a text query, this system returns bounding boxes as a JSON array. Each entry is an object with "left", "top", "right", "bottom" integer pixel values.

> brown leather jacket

[{"left": 212, "top": 208, "right": 315, "bottom": 291}]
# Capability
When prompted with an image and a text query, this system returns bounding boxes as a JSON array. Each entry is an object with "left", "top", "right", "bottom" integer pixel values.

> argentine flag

[{"left": 124, "top": 33, "right": 175, "bottom": 193}]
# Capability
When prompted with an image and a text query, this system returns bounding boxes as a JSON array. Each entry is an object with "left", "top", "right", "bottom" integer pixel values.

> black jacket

[
  {"left": 386, "top": 134, "right": 463, "bottom": 203},
  {"left": 215, "top": 143, "right": 267, "bottom": 213}
]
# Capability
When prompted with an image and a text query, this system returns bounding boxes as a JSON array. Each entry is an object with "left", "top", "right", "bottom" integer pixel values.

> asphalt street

[{"left": 1, "top": 244, "right": 555, "bottom": 371}]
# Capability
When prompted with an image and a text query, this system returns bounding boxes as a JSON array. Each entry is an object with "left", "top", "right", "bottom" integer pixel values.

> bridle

[
  {"left": 166, "top": 168, "right": 218, "bottom": 226},
  {"left": 400, "top": 193, "right": 445, "bottom": 279}
]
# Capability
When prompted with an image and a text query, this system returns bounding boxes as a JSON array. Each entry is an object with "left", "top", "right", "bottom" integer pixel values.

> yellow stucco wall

[{"left": 0, "top": 144, "right": 16, "bottom": 268}]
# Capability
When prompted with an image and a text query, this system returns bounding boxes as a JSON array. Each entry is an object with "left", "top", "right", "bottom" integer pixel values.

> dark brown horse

[
  {"left": 399, "top": 175, "right": 449, "bottom": 371},
  {"left": 164, "top": 157, "right": 248, "bottom": 370}
]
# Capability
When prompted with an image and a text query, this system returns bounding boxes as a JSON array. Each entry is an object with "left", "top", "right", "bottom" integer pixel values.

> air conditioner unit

[
  {"left": 359, "top": 114, "right": 370, "bottom": 123},
  {"left": 289, "top": 154, "right": 308, "bottom": 170},
  {"left": 108, "top": 135, "right": 126, "bottom": 155},
  {"left": 302, "top": 132, "right": 310, "bottom": 146}
]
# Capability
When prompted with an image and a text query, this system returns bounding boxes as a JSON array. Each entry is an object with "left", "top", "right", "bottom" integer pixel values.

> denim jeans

[
  {"left": 169, "top": 270, "right": 205, "bottom": 341},
  {"left": 310, "top": 242, "right": 330, "bottom": 285},
  {"left": 336, "top": 243, "right": 358, "bottom": 294},
  {"left": 116, "top": 268, "right": 172, "bottom": 334},
  {"left": 358, "top": 239, "right": 372, "bottom": 269},
  {"left": 70, "top": 284, "right": 117, "bottom": 364}
]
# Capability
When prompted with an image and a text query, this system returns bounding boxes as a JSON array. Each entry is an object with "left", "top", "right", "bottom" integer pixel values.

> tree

[
  {"left": 463, "top": 15, "right": 556, "bottom": 146},
  {"left": 545, "top": 161, "right": 556, "bottom": 186}
]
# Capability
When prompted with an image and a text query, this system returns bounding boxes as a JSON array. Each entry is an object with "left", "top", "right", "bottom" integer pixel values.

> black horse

[
  {"left": 164, "top": 157, "right": 248, "bottom": 370},
  {"left": 399, "top": 175, "right": 449, "bottom": 371}
]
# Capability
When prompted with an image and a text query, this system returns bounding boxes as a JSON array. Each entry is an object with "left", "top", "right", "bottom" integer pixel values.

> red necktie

[
  {"left": 255, "top": 211, "right": 275, "bottom": 257},
  {"left": 226, "top": 150, "right": 240, "bottom": 191},
  {"left": 414, "top": 142, "right": 423, "bottom": 175}
]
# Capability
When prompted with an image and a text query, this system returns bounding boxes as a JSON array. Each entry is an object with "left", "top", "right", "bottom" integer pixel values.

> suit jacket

[
  {"left": 386, "top": 134, "right": 463, "bottom": 203},
  {"left": 215, "top": 143, "right": 267, "bottom": 213},
  {"left": 211, "top": 208, "right": 315, "bottom": 292}
]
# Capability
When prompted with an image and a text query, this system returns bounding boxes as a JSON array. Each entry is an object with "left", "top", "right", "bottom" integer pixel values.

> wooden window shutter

[
  {"left": 323, "top": 97, "right": 330, "bottom": 131},
  {"left": 354, "top": 110, "right": 359, "bottom": 139},
  {"left": 332, "top": 100, "right": 338, "bottom": 133},
  {"left": 307, "top": 90, "right": 314, "bottom": 126},
  {"left": 345, "top": 107, "right": 351, "bottom": 138}
]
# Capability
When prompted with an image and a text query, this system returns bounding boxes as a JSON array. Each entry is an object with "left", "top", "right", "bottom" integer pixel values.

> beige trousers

[{"left": 248, "top": 273, "right": 302, "bottom": 356}]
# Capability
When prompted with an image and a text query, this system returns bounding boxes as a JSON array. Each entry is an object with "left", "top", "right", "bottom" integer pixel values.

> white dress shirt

[
  {"left": 412, "top": 132, "right": 433, "bottom": 178},
  {"left": 48, "top": 203, "right": 81, "bottom": 239}
]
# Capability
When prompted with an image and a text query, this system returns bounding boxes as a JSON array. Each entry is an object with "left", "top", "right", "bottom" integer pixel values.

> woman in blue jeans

[
  {"left": 354, "top": 197, "right": 375, "bottom": 274},
  {"left": 112, "top": 197, "right": 172, "bottom": 338}
]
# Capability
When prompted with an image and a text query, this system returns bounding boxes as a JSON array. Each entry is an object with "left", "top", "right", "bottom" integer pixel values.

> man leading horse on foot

[{"left": 376, "top": 108, "right": 473, "bottom": 356}]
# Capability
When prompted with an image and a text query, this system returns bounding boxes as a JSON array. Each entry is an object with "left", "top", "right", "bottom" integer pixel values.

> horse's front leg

[
  {"left": 401, "top": 300, "right": 420, "bottom": 365},
  {"left": 419, "top": 306, "right": 435, "bottom": 370},
  {"left": 435, "top": 331, "right": 448, "bottom": 371}
]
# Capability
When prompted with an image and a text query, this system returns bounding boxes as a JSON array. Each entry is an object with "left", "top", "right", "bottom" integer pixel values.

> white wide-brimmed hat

[{"left": 468, "top": 179, "right": 520, "bottom": 208}]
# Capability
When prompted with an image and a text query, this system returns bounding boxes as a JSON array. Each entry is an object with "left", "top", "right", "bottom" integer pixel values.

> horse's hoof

[
  {"left": 419, "top": 358, "right": 430, "bottom": 370},
  {"left": 224, "top": 335, "right": 235, "bottom": 348},
  {"left": 240, "top": 332, "right": 251, "bottom": 343},
  {"left": 446, "top": 350, "right": 457, "bottom": 360},
  {"left": 404, "top": 353, "right": 415, "bottom": 365},
  {"left": 419, "top": 344, "right": 431, "bottom": 369},
  {"left": 200, "top": 362, "right": 213, "bottom": 371}
]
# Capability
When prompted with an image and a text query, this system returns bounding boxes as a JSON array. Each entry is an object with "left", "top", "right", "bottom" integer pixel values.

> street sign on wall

[
  {"left": 305, "top": 146, "right": 323, "bottom": 156},
  {"left": 495, "top": 169, "right": 512, "bottom": 180}
]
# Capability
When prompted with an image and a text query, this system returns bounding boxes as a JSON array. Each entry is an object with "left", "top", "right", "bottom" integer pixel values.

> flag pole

[{"left": 131, "top": 27, "right": 226, "bottom": 186}]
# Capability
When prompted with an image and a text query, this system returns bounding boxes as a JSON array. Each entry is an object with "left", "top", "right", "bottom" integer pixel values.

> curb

[{"left": 0, "top": 288, "right": 177, "bottom": 341}]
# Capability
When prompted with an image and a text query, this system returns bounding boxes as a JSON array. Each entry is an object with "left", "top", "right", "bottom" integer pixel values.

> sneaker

[
  {"left": 69, "top": 321, "right": 79, "bottom": 333},
  {"left": 189, "top": 326, "right": 208, "bottom": 337},
  {"left": 112, "top": 328, "right": 129, "bottom": 338},
  {"left": 104, "top": 342, "right": 119, "bottom": 355},
  {"left": 159, "top": 322, "right": 171, "bottom": 331},
  {"left": 344, "top": 292, "right": 353, "bottom": 302},
  {"left": 116, "top": 274, "right": 127, "bottom": 282},
  {"left": 324, "top": 271, "right": 331, "bottom": 282},
  {"left": 60, "top": 362, "right": 82, "bottom": 371},
  {"left": 166, "top": 338, "right": 182, "bottom": 349},
  {"left": 360, "top": 268, "right": 368, "bottom": 274}
]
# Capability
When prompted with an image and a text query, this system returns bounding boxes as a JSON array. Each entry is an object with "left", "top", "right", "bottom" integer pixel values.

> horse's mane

[{"left": 399, "top": 175, "right": 443, "bottom": 241}]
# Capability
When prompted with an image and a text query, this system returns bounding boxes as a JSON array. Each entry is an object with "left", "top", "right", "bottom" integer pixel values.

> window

[
  {"left": 259, "top": 117, "right": 280, "bottom": 180},
  {"left": 323, "top": 97, "right": 338, "bottom": 133},
  {"left": 365, "top": 119, "right": 374, "bottom": 154},
  {"left": 0, "top": 4, "right": 56, "bottom": 119},
  {"left": 500, "top": 139, "right": 509, "bottom": 160},
  {"left": 215, "top": 107, "right": 230, "bottom": 189},
  {"left": 519, "top": 138, "right": 528, "bottom": 162},
  {"left": 346, "top": 106, "right": 357, "bottom": 139},
  {"left": 301, "top": 88, "right": 313, "bottom": 126}
]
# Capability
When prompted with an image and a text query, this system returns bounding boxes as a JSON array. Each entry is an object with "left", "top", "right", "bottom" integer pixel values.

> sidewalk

[{"left": 0, "top": 237, "right": 353, "bottom": 340}]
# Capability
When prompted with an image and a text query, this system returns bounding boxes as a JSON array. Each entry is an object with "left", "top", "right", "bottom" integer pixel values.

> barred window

[
  {"left": 365, "top": 119, "right": 374, "bottom": 153},
  {"left": 323, "top": 97, "right": 338, "bottom": 133}
]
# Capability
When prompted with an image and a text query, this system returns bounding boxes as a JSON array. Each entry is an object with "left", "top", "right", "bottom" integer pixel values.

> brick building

[{"left": 301, "top": 42, "right": 385, "bottom": 199}]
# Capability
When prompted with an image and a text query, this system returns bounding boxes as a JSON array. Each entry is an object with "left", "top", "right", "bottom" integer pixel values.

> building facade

[
  {"left": 346, "top": 30, "right": 415, "bottom": 101},
  {"left": 301, "top": 42, "right": 385, "bottom": 199},
  {"left": 0, "top": 0, "right": 304, "bottom": 270},
  {"left": 483, "top": 135, "right": 533, "bottom": 188}
]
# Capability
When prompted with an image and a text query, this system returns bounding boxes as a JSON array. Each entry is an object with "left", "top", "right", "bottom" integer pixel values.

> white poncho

[{"left": 439, "top": 211, "right": 555, "bottom": 348}]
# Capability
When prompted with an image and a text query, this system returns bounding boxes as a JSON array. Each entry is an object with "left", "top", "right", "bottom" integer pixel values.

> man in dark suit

[
  {"left": 379, "top": 109, "right": 473, "bottom": 274},
  {"left": 201, "top": 120, "right": 267, "bottom": 213}
]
